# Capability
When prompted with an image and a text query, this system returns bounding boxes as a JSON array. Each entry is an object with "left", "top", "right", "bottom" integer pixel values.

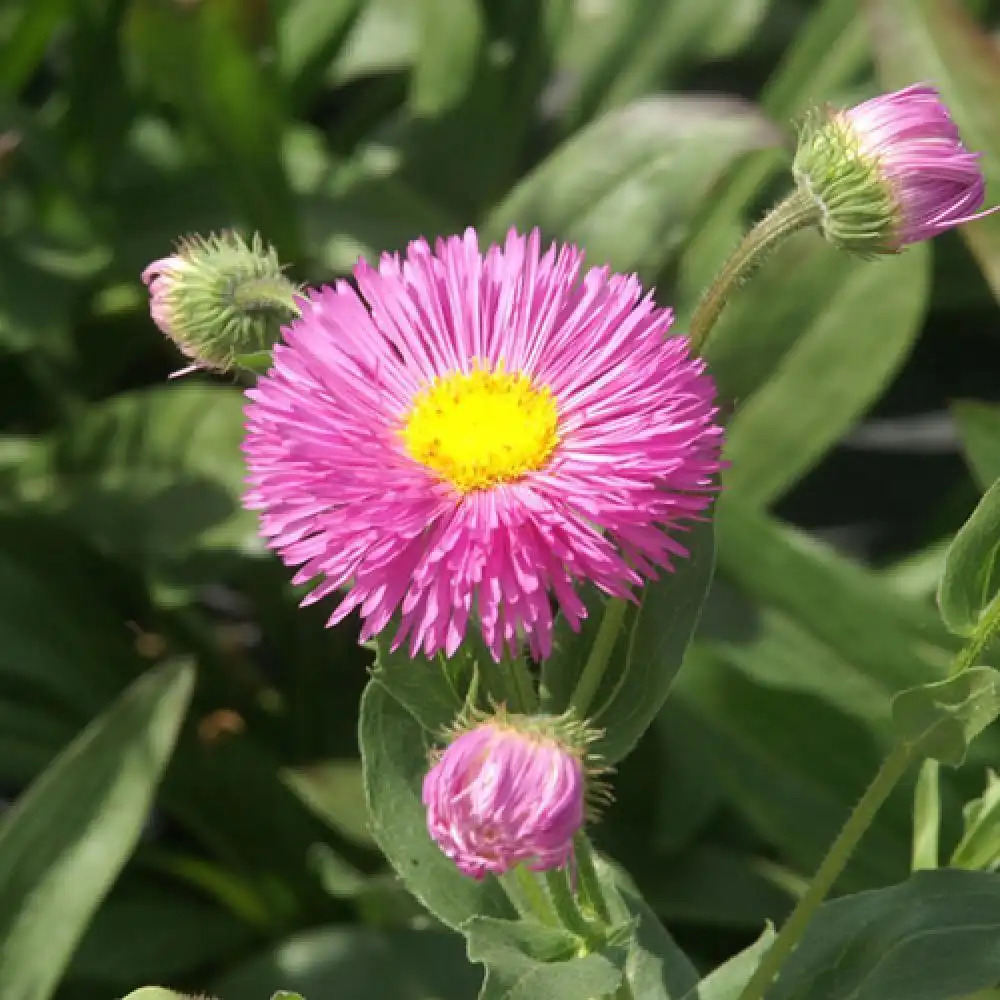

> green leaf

[
  {"left": 596, "top": 521, "right": 716, "bottom": 764},
  {"left": 123, "top": 0, "right": 299, "bottom": 255},
  {"left": 769, "top": 869, "right": 1000, "bottom": 1000},
  {"left": 561, "top": 0, "right": 772, "bottom": 130},
  {"left": 0, "top": 516, "right": 150, "bottom": 749},
  {"left": 282, "top": 759, "right": 375, "bottom": 848},
  {"left": 676, "top": 647, "right": 911, "bottom": 888},
  {"left": 278, "top": 0, "right": 362, "bottom": 107},
  {"left": 866, "top": 0, "right": 1000, "bottom": 302},
  {"left": 486, "top": 96, "right": 780, "bottom": 279},
  {"left": 409, "top": 0, "right": 483, "bottom": 117},
  {"left": 372, "top": 634, "right": 472, "bottom": 735},
  {"left": 720, "top": 239, "right": 930, "bottom": 507},
  {"left": 0, "top": 661, "right": 194, "bottom": 1000},
  {"left": 938, "top": 478, "right": 1000, "bottom": 636},
  {"left": 402, "top": 0, "right": 568, "bottom": 215},
  {"left": 892, "top": 667, "right": 1000, "bottom": 765},
  {"left": 213, "top": 926, "right": 477, "bottom": 1000},
  {"left": 0, "top": 242, "right": 79, "bottom": 358},
  {"left": 0, "top": 0, "right": 77, "bottom": 95},
  {"left": 679, "top": 927, "right": 776, "bottom": 1000},
  {"left": 595, "top": 859, "right": 700, "bottom": 999},
  {"left": 273, "top": 993, "right": 306, "bottom": 1000},
  {"left": 15, "top": 386, "right": 255, "bottom": 565},
  {"left": 542, "top": 520, "right": 715, "bottom": 764},
  {"left": 330, "top": 0, "right": 418, "bottom": 83},
  {"left": 951, "top": 770, "right": 1000, "bottom": 870},
  {"left": 68, "top": 873, "right": 256, "bottom": 988},
  {"left": 160, "top": 736, "right": 340, "bottom": 926},
  {"left": 292, "top": 136, "right": 457, "bottom": 276},
  {"left": 954, "top": 400, "right": 1000, "bottom": 491},
  {"left": 714, "top": 500, "right": 955, "bottom": 696},
  {"left": 911, "top": 759, "right": 941, "bottom": 870},
  {"left": 359, "top": 680, "right": 514, "bottom": 930},
  {"left": 465, "top": 916, "right": 624, "bottom": 1000}
]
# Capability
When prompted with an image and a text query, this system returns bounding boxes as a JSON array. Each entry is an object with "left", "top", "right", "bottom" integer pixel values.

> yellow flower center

[{"left": 402, "top": 366, "right": 559, "bottom": 493}]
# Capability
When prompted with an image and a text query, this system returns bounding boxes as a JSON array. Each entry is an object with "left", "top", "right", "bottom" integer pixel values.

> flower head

[
  {"left": 142, "top": 232, "right": 299, "bottom": 374},
  {"left": 423, "top": 713, "right": 593, "bottom": 878},
  {"left": 793, "top": 83, "right": 995, "bottom": 254},
  {"left": 243, "top": 228, "right": 722, "bottom": 660}
]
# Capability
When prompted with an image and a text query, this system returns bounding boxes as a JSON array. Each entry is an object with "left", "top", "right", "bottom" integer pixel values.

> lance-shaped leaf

[
  {"left": 0, "top": 662, "right": 194, "bottom": 1000},
  {"left": 465, "top": 916, "right": 625, "bottom": 1000},
  {"left": 951, "top": 769, "right": 1000, "bottom": 870},
  {"left": 938, "top": 478, "right": 1000, "bottom": 637},
  {"left": 359, "top": 680, "right": 514, "bottom": 930}
]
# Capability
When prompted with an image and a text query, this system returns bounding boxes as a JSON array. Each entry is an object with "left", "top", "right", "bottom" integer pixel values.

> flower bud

[
  {"left": 792, "top": 84, "right": 995, "bottom": 255},
  {"left": 142, "top": 231, "right": 300, "bottom": 374},
  {"left": 422, "top": 711, "right": 606, "bottom": 879}
]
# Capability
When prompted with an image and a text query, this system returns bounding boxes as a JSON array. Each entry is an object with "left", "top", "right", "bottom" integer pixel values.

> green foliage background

[{"left": 2, "top": 0, "right": 1000, "bottom": 997}]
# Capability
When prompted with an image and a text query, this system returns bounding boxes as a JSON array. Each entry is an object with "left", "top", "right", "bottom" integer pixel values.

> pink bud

[
  {"left": 843, "top": 84, "right": 994, "bottom": 247},
  {"left": 142, "top": 255, "right": 191, "bottom": 350},
  {"left": 422, "top": 720, "right": 585, "bottom": 879}
]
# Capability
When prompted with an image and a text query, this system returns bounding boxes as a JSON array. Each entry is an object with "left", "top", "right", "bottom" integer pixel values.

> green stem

[
  {"left": 506, "top": 656, "right": 538, "bottom": 713},
  {"left": 574, "top": 834, "right": 612, "bottom": 924},
  {"left": 572, "top": 836, "right": 632, "bottom": 1000},
  {"left": 571, "top": 598, "right": 627, "bottom": 718},
  {"left": 737, "top": 742, "right": 916, "bottom": 1000},
  {"left": 544, "top": 868, "right": 593, "bottom": 938},
  {"left": 687, "top": 188, "right": 820, "bottom": 358},
  {"left": 501, "top": 865, "right": 558, "bottom": 926},
  {"left": 949, "top": 593, "right": 1000, "bottom": 676}
]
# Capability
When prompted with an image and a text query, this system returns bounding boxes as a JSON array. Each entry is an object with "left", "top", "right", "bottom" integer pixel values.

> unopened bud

[
  {"left": 142, "top": 231, "right": 299, "bottom": 375},
  {"left": 422, "top": 708, "right": 609, "bottom": 879},
  {"left": 793, "top": 84, "right": 996, "bottom": 256}
]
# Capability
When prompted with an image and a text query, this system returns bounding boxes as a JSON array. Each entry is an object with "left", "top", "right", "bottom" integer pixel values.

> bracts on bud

[
  {"left": 142, "top": 231, "right": 300, "bottom": 376},
  {"left": 792, "top": 83, "right": 996, "bottom": 256}
]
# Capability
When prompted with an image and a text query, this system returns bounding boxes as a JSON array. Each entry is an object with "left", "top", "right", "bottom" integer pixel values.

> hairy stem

[
  {"left": 950, "top": 593, "right": 1000, "bottom": 676},
  {"left": 687, "top": 188, "right": 820, "bottom": 358},
  {"left": 737, "top": 742, "right": 915, "bottom": 1000}
]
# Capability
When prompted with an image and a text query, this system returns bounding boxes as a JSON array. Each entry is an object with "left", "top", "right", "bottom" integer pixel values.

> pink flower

[
  {"left": 243, "top": 228, "right": 722, "bottom": 660},
  {"left": 422, "top": 719, "right": 585, "bottom": 878}
]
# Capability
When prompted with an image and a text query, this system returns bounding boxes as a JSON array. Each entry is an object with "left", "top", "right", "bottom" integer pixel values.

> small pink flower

[
  {"left": 422, "top": 720, "right": 585, "bottom": 878},
  {"left": 243, "top": 228, "right": 722, "bottom": 661},
  {"left": 843, "top": 84, "right": 994, "bottom": 246}
]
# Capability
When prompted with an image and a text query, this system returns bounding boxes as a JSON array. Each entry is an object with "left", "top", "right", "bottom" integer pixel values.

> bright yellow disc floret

[{"left": 402, "top": 365, "right": 559, "bottom": 493}]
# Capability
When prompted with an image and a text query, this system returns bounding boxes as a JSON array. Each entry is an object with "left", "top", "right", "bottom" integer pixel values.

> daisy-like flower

[
  {"left": 793, "top": 83, "right": 996, "bottom": 255},
  {"left": 243, "top": 228, "right": 722, "bottom": 660},
  {"left": 422, "top": 713, "right": 592, "bottom": 878}
]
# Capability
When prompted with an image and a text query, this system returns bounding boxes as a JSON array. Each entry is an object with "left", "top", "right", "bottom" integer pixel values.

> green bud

[
  {"left": 791, "top": 107, "right": 899, "bottom": 257},
  {"left": 141, "top": 231, "right": 300, "bottom": 374}
]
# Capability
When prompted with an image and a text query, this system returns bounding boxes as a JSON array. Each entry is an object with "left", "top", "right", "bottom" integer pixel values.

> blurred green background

[{"left": 3, "top": 0, "right": 1000, "bottom": 997}]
